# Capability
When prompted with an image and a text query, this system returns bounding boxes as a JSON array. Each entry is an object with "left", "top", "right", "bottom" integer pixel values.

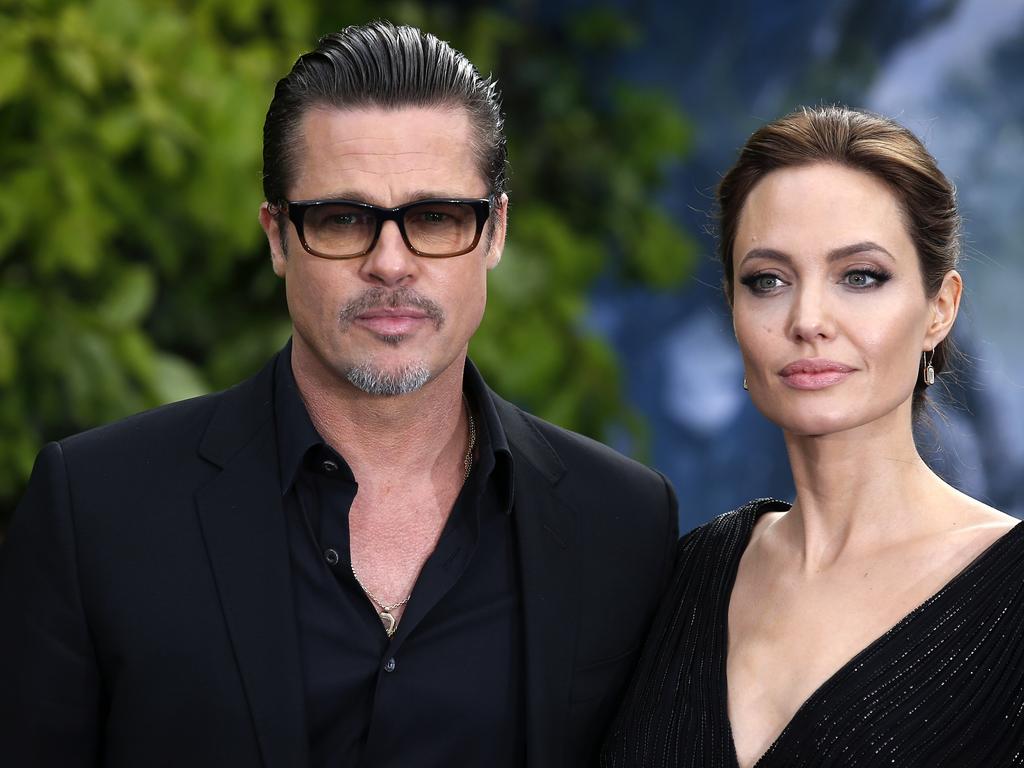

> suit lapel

[
  {"left": 496, "top": 398, "right": 577, "bottom": 768},
  {"left": 195, "top": 355, "right": 309, "bottom": 768}
]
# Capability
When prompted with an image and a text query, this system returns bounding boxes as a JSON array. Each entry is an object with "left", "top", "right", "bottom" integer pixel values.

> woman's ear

[{"left": 925, "top": 269, "right": 963, "bottom": 348}]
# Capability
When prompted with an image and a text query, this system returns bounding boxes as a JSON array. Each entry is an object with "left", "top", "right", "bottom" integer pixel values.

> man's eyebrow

[
  {"left": 738, "top": 241, "right": 895, "bottom": 269},
  {"left": 295, "top": 189, "right": 474, "bottom": 205}
]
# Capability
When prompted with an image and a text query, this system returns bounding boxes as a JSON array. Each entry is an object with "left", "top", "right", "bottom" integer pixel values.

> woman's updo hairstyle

[{"left": 716, "top": 105, "right": 961, "bottom": 414}]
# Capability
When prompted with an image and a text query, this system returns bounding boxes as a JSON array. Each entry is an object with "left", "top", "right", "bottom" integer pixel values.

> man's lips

[
  {"left": 354, "top": 307, "right": 431, "bottom": 336},
  {"left": 357, "top": 307, "right": 430, "bottom": 320},
  {"left": 778, "top": 359, "right": 855, "bottom": 390}
]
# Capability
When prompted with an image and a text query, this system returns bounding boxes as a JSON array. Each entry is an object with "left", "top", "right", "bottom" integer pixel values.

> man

[{"left": 0, "top": 21, "right": 678, "bottom": 768}]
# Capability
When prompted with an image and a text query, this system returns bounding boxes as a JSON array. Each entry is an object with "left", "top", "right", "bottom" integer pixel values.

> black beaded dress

[{"left": 601, "top": 499, "right": 1024, "bottom": 767}]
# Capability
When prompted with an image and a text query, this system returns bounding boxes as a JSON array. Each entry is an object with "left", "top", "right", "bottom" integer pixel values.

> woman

[{"left": 601, "top": 106, "right": 1024, "bottom": 767}]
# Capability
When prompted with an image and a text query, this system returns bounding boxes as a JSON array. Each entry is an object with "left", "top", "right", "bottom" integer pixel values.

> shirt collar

[
  {"left": 272, "top": 342, "right": 515, "bottom": 514},
  {"left": 462, "top": 357, "right": 515, "bottom": 515},
  {"left": 273, "top": 341, "right": 331, "bottom": 496}
]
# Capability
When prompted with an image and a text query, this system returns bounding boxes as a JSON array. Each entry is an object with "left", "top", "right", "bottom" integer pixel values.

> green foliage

[{"left": 0, "top": 0, "right": 695, "bottom": 527}]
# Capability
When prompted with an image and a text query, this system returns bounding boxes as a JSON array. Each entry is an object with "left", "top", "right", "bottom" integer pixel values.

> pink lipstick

[{"left": 779, "top": 358, "right": 855, "bottom": 390}]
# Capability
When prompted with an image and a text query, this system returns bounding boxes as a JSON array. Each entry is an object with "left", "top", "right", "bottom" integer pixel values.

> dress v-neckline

[{"left": 720, "top": 501, "right": 1024, "bottom": 768}]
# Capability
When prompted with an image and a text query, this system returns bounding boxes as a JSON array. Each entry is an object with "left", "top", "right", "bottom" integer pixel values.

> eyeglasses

[{"left": 273, "top": 197, "right": 494, "bottom": 259}]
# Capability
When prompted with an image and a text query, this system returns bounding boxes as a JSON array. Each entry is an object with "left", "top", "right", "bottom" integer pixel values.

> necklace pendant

[{"left": 380, "top": 610, "right": 397, "bottom": 637}]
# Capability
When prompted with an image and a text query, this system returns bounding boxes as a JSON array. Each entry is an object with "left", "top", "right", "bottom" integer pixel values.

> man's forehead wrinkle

[
  {"left": 332, "top": 151, "right": 442, "bottom": 159},
  {"left": 326, "top": 136, "right": 450, "bottom": 149},
  {"left": 335, "top": 166, "right": 446, "bottom": 176},
  {"left": 321, "top": 131, "right": 457, "bottom": 150}
]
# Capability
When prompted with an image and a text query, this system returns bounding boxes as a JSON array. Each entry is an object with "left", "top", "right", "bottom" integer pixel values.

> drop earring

[
  {"left": 922, "top": 350, "right": 935, "bottom": 386},
  {"left": 742, "top": 377, "right": 749, "bottom": 391}
]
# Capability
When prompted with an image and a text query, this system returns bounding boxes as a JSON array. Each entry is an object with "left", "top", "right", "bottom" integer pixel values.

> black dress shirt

[{"left": 274, "top": 351, "right": 524, "bottom": 767}]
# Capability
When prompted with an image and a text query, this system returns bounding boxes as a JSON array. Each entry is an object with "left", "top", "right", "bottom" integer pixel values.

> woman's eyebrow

[
  {"left": 739, "top": 241, "right": 895, "bottom": 269},
  {"left": 827, "top": 241, "right": 895, "bottom": 262}
]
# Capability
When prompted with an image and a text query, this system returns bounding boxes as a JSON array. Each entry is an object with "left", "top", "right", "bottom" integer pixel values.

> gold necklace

[
  {"left": 351, "top": 397, "right": 476, "bottom": 638},
  {"left": 461, "top": 395, "right": 477, "bottom": 482},
  {"left": 350, "top": 567, "right": 412, "bottom": 637}
]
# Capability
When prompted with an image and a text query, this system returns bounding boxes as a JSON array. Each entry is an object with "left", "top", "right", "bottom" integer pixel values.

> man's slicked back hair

[{"left": 262, "top": 21, "right": 508, "bottom": 206}]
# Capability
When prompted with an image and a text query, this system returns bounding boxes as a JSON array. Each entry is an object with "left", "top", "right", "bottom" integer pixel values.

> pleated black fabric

[{"left": 601, "top": 499, "right": 1024, "bottom": 767}]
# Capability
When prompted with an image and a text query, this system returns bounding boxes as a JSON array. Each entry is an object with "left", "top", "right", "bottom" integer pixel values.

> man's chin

[{"left": 344, "top": 362, "right": 432, "bottom": 397}]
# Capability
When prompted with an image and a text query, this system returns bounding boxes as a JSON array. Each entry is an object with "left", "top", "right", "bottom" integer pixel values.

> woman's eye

[
  {"left": 739, "top": 273, "right": 786, "bottom": 294},
  {"left": 842, "top": 269, "right": 891, "bottom": 288}
]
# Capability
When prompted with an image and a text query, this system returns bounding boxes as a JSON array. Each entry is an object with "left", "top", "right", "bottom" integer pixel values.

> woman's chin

[{"left": 771, "top": 410, "right": 868, "bottom": 439}]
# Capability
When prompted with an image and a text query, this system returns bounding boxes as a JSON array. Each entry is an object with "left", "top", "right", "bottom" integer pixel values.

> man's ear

[
  {"left": 925, "top": 269, "right": 963, "bottom": 349},
  {"left": 259, "top": 202, "right": 288, "bottom": 277},
  {"left": 485, "top": 193, "right": 508, "bottom": 271}
]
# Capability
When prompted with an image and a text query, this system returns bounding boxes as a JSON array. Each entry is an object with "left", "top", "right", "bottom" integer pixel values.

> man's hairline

[
  {"left": 272, "top": 99, "right": 502, "bottom": 256},
  {"left": 275, "top": 99, "right": 493, "bottom": 203}
]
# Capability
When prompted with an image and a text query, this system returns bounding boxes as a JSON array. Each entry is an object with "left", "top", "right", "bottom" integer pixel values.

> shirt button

[
  {"left": 384, "top": 657, "right": 396, "bottom": 673},
  {"left": 324, "top": 548, "right": 340, "bottom": 565},
  {"left": 321, "top": 459, "right": 339, "bottom": 473}
]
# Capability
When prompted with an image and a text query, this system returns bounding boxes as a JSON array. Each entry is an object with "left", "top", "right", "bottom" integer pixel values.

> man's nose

[{"left": 359, "top": 220, "right": 418, "bottom": 287}]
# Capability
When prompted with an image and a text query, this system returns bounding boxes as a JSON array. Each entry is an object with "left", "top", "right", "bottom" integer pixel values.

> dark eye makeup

[
  {"left": 841, "top": 267, "right": 893, "bottom": 288},
  {"left": 738, "top": 272, "right": 787, "bottom": 294},
  {"left": 738, "top": 266, "right": 894, "bottom": 295}
]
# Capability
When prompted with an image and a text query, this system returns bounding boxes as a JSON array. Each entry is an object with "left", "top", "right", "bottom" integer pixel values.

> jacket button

[
  {"left": 322, "top": 459, "right": 339, "bottom": 473},
  {"left": 384, "top": 657, "right": 396, "bottom": 673},
  {"left": 324, "top": 548, "right": 340, "bottom": 565}
]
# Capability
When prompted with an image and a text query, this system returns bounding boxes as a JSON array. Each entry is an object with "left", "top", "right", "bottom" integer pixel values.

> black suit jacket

[{"left": 0, "top": 353, "right": 678, "bottom": 767}]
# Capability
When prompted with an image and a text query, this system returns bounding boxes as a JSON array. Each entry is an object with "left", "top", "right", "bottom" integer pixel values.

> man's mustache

[{"left": 338, "top": 287, "right": 446, "bottom": 330}]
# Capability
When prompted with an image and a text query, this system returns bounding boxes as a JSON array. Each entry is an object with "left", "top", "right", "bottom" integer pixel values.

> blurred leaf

[
  {"left": 0, "top": 41, "right": 29, "bottom": 106},
  {"left": 55, "top": 47, "right": 101, "bottom": 94},
  {"left": 151, "top": 353, "right": 209, "bottom": 403},
  {"left": 99, "top": 264, "right": 156, "bottom": 329},
  {"left": 624, "top": 209, "right": 698, "bottom": 288},
  {"left": 96, "top": 107, "right": 144, "bottom": 155},
  {"left": 0, "top": 322, "right": 15, "bottom": 384},
  {"left": 571, "top": 6, "right": 641, "bottom": 48}
]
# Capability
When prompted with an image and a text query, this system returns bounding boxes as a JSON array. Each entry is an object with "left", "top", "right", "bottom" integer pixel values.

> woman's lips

[{"left": 778, "top": 359, "right": 855, "bottom": 390}]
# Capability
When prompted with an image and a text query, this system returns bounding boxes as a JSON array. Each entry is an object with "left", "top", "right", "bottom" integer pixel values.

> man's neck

[{"left": 290, "top": 342, "right": 469, "bottom": 483}]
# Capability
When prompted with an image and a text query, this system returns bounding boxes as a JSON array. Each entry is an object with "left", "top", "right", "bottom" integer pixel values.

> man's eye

[{"left": 417, "top": 211, "right": 451, "bottom": 224}]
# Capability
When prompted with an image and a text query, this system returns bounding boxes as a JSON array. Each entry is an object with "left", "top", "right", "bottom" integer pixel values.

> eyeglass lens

[{"left": 303, "top": 201, "right": 481, "bottom": 257}]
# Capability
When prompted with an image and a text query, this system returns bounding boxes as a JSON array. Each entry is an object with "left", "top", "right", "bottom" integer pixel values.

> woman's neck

[{"left": 777, "top": 410, "right": 947, "bottom": 569}]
